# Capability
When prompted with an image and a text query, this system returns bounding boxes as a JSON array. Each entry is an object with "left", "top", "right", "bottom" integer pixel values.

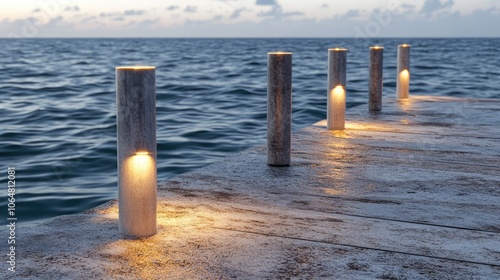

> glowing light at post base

[
  {"left": 129, "top": 153, "right": 154, "bottom": 168},
  {"left": 397, "top": 44, "right": 411, "bottom": 99},
  {"left": 398, "top": 69, "right": 410, "bottom": 98},
  {"left": 119, "top": 153, "right": 157, "bottom": 236},
  {"left": 329, "top": 85, "right": 346, "bottom": 130},
  {"left": 333, "top": 85, "right": 345, "bottom": 96},
  {"left": 327, "top": 47, "right": 347, "bottom": 130}
]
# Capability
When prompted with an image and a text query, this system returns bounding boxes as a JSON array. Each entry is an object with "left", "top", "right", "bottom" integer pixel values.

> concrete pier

[{"left": 5, "top": 96, "right": 500, "bottom": 279}]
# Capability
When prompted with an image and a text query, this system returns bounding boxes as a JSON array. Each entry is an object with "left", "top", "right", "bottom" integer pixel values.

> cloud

[
  {"left": 255, "top": 0, "right": 303, "bottom": 20},
  {"left": 399, "top": 4, "right": 417, "bottom": 15},
  {"left": 401, "top": 4, "right": 416, "bottom": 10},
  {"left": 256, "top": 0, "right": 276, "bottom": 5},
  {"left": 257, "top": 5, "right": 304, "bottom": 19},
  {"left": 136, "top": 18, "right": 159, "bottom": 27},
  {"left": 33, "top": 8, "right": 41, "bottom": 13},
  {"left": 166, "top": 5, "right": 179, "bottom": 11},
  {"left": 81, "top": 16, "right": 96, "bottom": 23},
  {"left": 123, "top": 10, "right": 146, "bottom": 16},
  {"left": 230, "top": 8, "right": 246, "bottom": 19},
  {"left": 43, "top": 16, "right": 65, "bottom": 28},
  {"left": 321, "top": 4, "right": 329, "bottom": 8},
  {"left": 3, "top": 1, "right": 500, "bottom": 38},
  {"left": 64, "top": 6, "right": 80, "bottom": 12},
  {"left": 420, "top": 0, "right": 454, "bottom": 15},
  {"left": 100, "top": 12, "right": 120, "bottom": 18},
  {"left": 99, "top": 10, "right": 145, "bottom": 20},
  {"left": 185, "top": 6, "right": 198, "bottom": 13},
  {"left": 342, "top": 9, "right": 363, "bottom": 19}
]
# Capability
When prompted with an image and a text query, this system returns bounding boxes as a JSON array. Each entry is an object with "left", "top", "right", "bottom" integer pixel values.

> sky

[{"left": 1, "top": 0, "right": 499, "bottom": 38}]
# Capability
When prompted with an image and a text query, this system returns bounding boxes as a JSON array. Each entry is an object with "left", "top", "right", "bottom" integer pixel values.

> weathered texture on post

[
  {"left": 369, "top": 46, "right": 384, "bottom": 111},
  {"left": 116, "top": 66, "right": 157, "bottom": 237},
  {"left": 397, "top": 44, "right": 411, "bottom": 99},
  {"left": 267, "top": 52, "right": 292, "bottom": 166},
  {"left": 327, "top": 48, "right": 347, "bottom": 130}
]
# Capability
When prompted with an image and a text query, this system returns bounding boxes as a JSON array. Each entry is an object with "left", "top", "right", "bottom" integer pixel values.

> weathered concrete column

[
  {"left": 116, "top": 66, "right": 157, "bottom": 238},
  {"left": 369, "top": 46, "right": 384, "bottom": 111},
  {"left": 327, "top": 48, "right": 348, "bottom": 130},
  {"left": 397, "top": 44, "right": 411, "bottom": 99},
  {"left": 267, "top": 52, "right": 292, "bottom": 166}
]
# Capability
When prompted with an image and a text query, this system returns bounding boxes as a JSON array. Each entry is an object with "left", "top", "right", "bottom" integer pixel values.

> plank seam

[
  {"left": 300, "top": 209, "right": 500, "bottom": 234},
  {"left": 214, "top": 227, "right": 500, "bottom": 268},
  {"left": 345, "top": 128, "right": 500, "bottom": 140}
]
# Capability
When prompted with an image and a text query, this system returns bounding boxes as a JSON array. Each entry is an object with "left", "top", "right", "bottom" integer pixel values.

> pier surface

[{"left": 6, "top": 96, "right": 500, "bottom": 279}]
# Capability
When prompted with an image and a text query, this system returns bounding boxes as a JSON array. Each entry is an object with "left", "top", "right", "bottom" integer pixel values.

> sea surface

[{"left": 1, "top": 38, "right": 499, "bottom": 225}]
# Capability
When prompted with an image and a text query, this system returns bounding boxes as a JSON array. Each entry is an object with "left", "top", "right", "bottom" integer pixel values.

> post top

[
  {"left": 400, "top": 44, "right": 411, "bottom": 48},
  {"left": 268, "top": 52, "right": 292, "bottom": 55},
  {"left": 329, "top": 48, "right": 348, "bottom": 52},
  {"left": 116, "top": 66, "right": 156, "bottom": 70},
  {"left": 370, "top": 46, "right": 384, "bottom": 50}
]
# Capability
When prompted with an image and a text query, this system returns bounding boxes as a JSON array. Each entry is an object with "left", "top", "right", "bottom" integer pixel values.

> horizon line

[{"left": 1, "top": 36, "right": 499, "bottom": 39}]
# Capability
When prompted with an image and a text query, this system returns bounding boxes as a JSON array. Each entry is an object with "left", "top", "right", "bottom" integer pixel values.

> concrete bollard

[
  {"left": 327, "top": 48, "right": 348, "bottom": 130},
  {"left": 397, "top": 44, "right": 411, "bottom": 99},
  {"left": 116, "top": 66, "right": 157, "bottom": 238},
  {"left": 369, "top": 46, "right": 384, "bottom": 111},
  {"left": 267, "top": 52, "right": 292, "bottom": 166}
]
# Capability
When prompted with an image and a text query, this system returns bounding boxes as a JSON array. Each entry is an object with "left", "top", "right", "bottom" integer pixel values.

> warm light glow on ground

[
  {"left": 329, "top": 130, "right": 351, "bottom": 138},
  {"left": 397, "top": 98, "right": 413, "bottom": 111},
  {"left": 345, "top": 122, "right": 398, "bottom": 131},
  {"left": 315, "top": 119, "right": 407, "bottom": 132},
  {"left": 321, "top": 188, "right": 347, "bottom": 195}
]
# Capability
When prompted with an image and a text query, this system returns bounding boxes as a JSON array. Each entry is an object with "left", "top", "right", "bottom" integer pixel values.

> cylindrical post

[
  {"left": 369, "top": 46, "right": 384, "bottom": 111},
  {"left": 397, "top": 44, "right": 411, "bottom": 99},
  {"left": 116, "top": 66, "right": 157, "bottom": 237},
  {"left": 267, "top": 52, "right": 292, "bottom": 166},
  {"left": 327, "top": 48, "right": 347, "bottom": 130}
]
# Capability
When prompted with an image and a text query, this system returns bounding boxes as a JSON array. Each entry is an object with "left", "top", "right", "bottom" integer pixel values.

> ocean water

[{"left": 1, "top": 38, "right": 499, "bottom": 225}]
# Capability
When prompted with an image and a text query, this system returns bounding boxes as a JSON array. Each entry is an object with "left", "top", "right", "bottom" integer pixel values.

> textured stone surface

[
  {"left": 267, "top": 52, "right": 292, "bottom": 166},
  {"left": 327, "top": 48, "right": 347, "bottom": 130},
  {"left": 116, "top": 67, "right": 157, "bottom": 237},
  {"left": 4, "top": 96, "right": 500, "bottom": 279},
  {"left": 397, "top": 45, "right": 411, "bottom": 99},
  {"left": 369, "top": 47, "right": 384, "bottom": 111}
]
